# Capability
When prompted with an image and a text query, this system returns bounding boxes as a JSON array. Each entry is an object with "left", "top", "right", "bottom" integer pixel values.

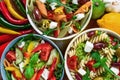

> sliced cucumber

[
  {"left": 46, "top": 49, "right": 60, "bottom": 65},
  {"left": 15, "top": 48, "right": 23, "bottom": 64}
]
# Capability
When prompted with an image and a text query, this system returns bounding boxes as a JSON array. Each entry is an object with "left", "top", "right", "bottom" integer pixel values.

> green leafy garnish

[
  {"left": 82, "top": 68, "right": 90, "bottom": 80},
  {"left": 74, "top": 22, "right": 81, "bottom": 30},
  {"left": 35, "top": 61, "right": 45, "bottom": 70},
  {"left": 43, "top": 29, "right": 54, "bottom": 35},
  {"left": 54, "top": 61, "right": 64, "bottom": 80},
  {"left": 30, "top": 53, "right": 39, "bottom": 66},
  {"left": 76, "top": 43, "right": 85, "bottom": 61}
]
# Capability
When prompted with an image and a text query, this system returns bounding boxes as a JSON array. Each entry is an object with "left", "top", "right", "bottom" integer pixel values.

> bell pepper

[
  {"left": 0, "top": 1, "right": 28, "bottom": 25},
  {"left": 5, "top": 67, "right": 22, "bottom": 79},
  {"left": 0, "top": 27, "right": 20, "bottom": 35},
  {"left": 35, "top": 67, "right": 45, "bottom": 80},
  {"left": 48, "top": 57, "right": 57, "bottom": 79},
  {"left": 0, "top": 13, "right": 30, "bottom": 30},
  {"left": 0, "top": 41, "right": 10, "bottom": 58},
  {"left": 67, "top": 55, "right": 77, "bottom": 70},
  {"left": 54, "top": 6, "right": 64, "bottom": 15},
  {"left": 4, "top": 0, "right": 25, "bottom": 20},
  {"left": 32, "top": 42, "right": 53, "bottom": 61},
  {"left": 6, "top": 51, "right": 16, "bottom": 63},
  {"left": 13, "top": 0, "right": 26, "bottom": 16}
]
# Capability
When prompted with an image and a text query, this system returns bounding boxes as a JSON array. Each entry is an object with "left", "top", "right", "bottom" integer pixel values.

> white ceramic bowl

[
  {"left": 64, "top": 28, "right": 120, "bottom": 80},
  {"left": 26, "top": 0, "right": 93, "bottom": 40}
]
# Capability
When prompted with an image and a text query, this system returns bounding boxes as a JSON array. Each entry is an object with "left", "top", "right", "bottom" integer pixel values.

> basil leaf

[
  {"left": 82, "top": 68, "right": 90, "bottom": 80},
  {"left": 93, "top": 62, "right": 101, "bottom": 68},
  {"left": 24, "top": 65, "right": 34, "bottom": 79},
  {"left": 30, "top": 53, "right": 39, "bottom": 66},
  {"left": 91, "top": 51, "right": 100, "bottom": 62}
]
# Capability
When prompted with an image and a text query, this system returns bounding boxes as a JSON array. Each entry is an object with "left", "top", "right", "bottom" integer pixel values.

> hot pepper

[
  {"left": 0, "top": 27, "right": 20, "bottom": 35},
  {"left": 0, "top": 41, "right": 10, "bottom": 58},
  {"left": 0, "top": 1, "right": 28, "bottom": 25},
  {"left": 0, "top": 13, "right": 30, "bottom": 30},
  {"left": 13, "top": 0, "right": 26, "bottom": 16},
  {"left": 4, "top": 0, "right": 25, "bottom": 20},
  {"left": 0, "top": 29, "right": 33, "bottom": 44}
]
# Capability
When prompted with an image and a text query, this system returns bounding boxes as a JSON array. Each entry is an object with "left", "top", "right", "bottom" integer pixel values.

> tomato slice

[
  {"left": 67, "top": 55, "right": 77, "bottom": 70},
  {"left": 32, "top": 42, "right": 53, "bottom": 61},
  {"left": 6, "top": 51, "right": 16, "bottom": 62}
]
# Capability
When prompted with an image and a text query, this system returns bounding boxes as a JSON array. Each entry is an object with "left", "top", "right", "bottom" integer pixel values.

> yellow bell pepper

[
  {"left": 4, "top": 0, "right": 25, "bottom": 20},
  {"left": 5, "top": 66, "right": 22, "bottom": 78},
  {"left": 54, "top": 6, "right": 64, "bottom": 15},
  {"left": 0, "top": 27, "right": 20, "bottom": 35}
]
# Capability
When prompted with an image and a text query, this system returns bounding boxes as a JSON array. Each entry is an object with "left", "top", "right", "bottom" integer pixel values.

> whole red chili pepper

[
  {"left": 21, "top": 0, "right": 26, "bottom": 7},
  {"left": 0, "top": 29, "right": 33, "bottom": 44},
  {"left": 0, "top": 41, "right": 10, "bottom": 58},
  {"left": 0, "top": 1, "right": 28, "bottom": 25}
]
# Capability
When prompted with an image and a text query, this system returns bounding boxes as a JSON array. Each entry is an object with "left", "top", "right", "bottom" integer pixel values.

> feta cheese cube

[
  {"left": 84, "top": 41, "right": 94, "bottom": 52},
  {"left": 40, "top": 0, "right": 46, "bottom": 3},
  {"left": 72, "top": 0, "right": 78, "bottom": 4},
  {"left": 110, "top": 67, "right": 119, "bottom": 75},
  {"left": 49, "top": 21, "right": 58, "bottom": 29},
  {"left": 49, "top": 2, "right": 57, "bottom": 10},
  {"left": 42, "top": 69, "right": 49, "bottom": 80},
  {"left": 78, "top": 68, "right": 86, "bottom": 76},
  {"left": 68, "top": 27, "right": 73, "bottom": 34},
  {"left": 75, "top": 13, "right": 85, "bottom": 21}
]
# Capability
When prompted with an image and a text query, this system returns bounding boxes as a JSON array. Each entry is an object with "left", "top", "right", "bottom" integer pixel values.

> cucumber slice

[{"left": 15, "top": 48, "right": 23, "bottom": 64}]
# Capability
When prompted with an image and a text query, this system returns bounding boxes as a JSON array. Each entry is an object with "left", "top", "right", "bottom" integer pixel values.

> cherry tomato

[
  {"left": 54, "top": 29, "right": 60, "bottom": 38},
  {"left": 67, "top": 55, "right": 77, "bottom": 70},
  {"left": 6, "top": 51, "right": 16, "bottom": 62}
]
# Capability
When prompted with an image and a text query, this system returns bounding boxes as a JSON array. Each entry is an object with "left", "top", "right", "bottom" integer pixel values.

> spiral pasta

[{"left": 90, "top": 33, "right": 108, "bottom": 43}]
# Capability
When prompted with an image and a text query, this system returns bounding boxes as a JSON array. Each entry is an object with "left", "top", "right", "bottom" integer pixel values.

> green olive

[
  {"left": 116, "top": 47, "right": 120, "bottom": 57},
  {"left": 94, "top": 77, "right": 103, "bottom": 80}
]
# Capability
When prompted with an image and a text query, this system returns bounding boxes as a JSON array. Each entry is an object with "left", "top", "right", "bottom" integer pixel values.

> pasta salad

[{"left": 66, "top": 29, "right": 120, "bottom": 80}]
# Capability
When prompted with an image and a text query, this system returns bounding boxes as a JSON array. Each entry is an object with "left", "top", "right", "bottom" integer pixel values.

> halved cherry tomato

[
  {"left": 67, "top": 55, "right": 77, "bottom": 70},
  {"left": 32, "top": 42, "right": 53, "bottom": 61},
  {"left": 6, "top": 51, "right": 16, "bottom": 62},
  {"left": 110, "top": 36, "right": 117, "bottom": 46},
  {"left": 54, "top": 30, "right": 59, "bottom": 38},
  {"left": 86, "top": 60, "right": 96, "bottom": 72},
  {"left": 50, "top": 75, "right": 56, "bottom": 80}
]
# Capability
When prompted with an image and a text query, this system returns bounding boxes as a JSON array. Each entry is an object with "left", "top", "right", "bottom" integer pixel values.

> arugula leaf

[{"left": 82, "top": 68, "right": 90, "bottom": 80}]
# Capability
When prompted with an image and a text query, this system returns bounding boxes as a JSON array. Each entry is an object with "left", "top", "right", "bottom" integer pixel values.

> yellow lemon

[{"left": 97, "top": 13, "right": 120, "bottom": 34}]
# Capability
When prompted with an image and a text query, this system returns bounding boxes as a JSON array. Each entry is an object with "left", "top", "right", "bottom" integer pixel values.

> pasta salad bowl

[
  {"left": 65, "top": 28, "right": 120, "bottom": 80},
  {"left": 1, "top": 34, "right": 64, "bottom": 80},
  {"left": 26, "top": 0, "right": 92, "bottom": 40}
]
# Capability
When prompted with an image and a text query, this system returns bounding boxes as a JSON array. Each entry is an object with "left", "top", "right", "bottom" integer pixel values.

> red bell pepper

[
  {"left": 48, "top": 57, "right": 57, "bottom": 80},
  {"left": 67, "top": 55, "right": 77, "bottom": 70},
  {"left": 6, "top": 51, "right": 16, "bottom": 63},
  {"left": 0, "top": 41, "right": 10, "bottom": 58},
  {"left": 32, "top": 42, "right": 53, "bottom": 61},
  {"left": 0, "top": 1, "right": 28, "bottom": 25},
  {"left": 35, "top": 67, "right": 45, "bottom": 80}
]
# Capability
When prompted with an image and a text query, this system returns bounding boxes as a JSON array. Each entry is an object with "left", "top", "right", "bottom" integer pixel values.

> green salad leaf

[{"left": 82, "top": 68, "right": 90, "bottom": 80}]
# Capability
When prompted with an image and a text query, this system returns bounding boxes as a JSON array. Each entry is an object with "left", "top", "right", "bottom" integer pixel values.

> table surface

[{"left": 0, "top": 20, "right": 99, "bottom": 80}]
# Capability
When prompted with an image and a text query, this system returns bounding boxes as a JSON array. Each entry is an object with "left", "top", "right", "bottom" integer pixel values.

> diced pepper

[
  {"left": 6, "top": 51, "right": 16, "bottom": 63},
  {"left": 35, "top": 67, "right": 45, "bottom": 80}
]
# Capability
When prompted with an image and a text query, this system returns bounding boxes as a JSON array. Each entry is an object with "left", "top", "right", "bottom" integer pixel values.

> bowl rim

[
  {"left": 1, "top": 34, "right": 64, "bottom": 80},
  {"left": 64, "top": 28, "right": 120, "bottom": 80},
  {"left": 26, "top": 0, "right": 93, "bottom": 40}
]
